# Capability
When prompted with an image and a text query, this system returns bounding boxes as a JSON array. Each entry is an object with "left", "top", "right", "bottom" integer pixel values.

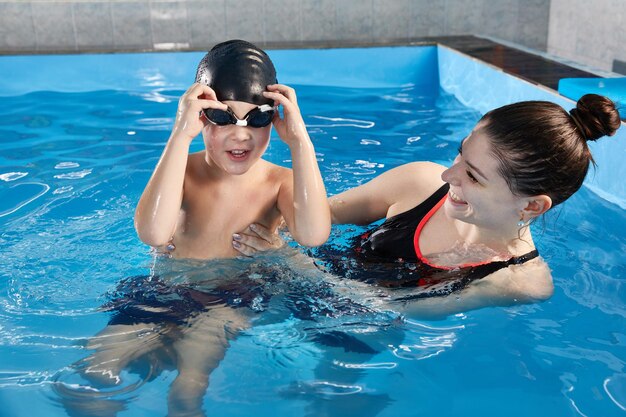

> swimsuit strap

[
  {"left": 413, "top": 187, "right": 540, "bottom": 271},
  {"left": 447, "top": 248, "right": 540, "bottom": 294},
  {"left": 465, "top": 249, "right": 539, "bottom": 278},
  {"left": 505, "top": 249, "right": 539, "bottom": 265},
  {"left": 389, "top": 249, "right": 541, "bottom": 301}
]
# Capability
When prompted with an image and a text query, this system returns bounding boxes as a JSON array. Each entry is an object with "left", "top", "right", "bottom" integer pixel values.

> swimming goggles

[{"left": 203, "top": 104, "right": 275, "bottom": 128}]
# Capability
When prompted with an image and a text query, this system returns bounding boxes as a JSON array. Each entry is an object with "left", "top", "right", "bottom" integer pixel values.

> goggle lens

[
  {"left": 204, "top": 105, "right": 275, "bottom": 128},
  {"left": 247, "top": 109, "right": 274, "bottom": 127},
  {"left": 204, "top": 109, "right": 233, "bottom": 126}
]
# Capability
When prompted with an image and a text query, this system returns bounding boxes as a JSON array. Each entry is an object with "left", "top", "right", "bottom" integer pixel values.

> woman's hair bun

[{"left": 569, "top": 93, "right": 621, "bottom": 141}]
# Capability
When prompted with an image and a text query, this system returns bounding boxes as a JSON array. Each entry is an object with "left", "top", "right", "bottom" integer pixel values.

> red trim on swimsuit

[{"left": 412, "top": 193, "right": 498, "bottom": 271}]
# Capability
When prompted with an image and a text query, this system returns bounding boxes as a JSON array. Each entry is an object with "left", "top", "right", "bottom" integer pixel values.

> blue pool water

[{"left": 1, "top": 47, "right": 625, "bottom": 417}]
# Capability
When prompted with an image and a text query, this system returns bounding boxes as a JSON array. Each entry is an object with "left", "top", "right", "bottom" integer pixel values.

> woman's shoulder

[
  {"left": 381, "top": 162, "right": 447, "bottom": 215},
  {"left": 382, "top": 161, "right": 447, "bottom": 192},
  {"left": 480, "top": 257, "right": 554, "bottom": 302},
  {"left": 388, "top": 161, "right": 447, "bottom": 178}
]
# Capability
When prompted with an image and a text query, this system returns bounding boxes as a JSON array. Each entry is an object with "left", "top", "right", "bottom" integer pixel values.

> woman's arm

[
  {"left": 330, "top": 161, "right": 446, "bottom": 225},
  {"left": 393, "top": 281, "right": 511, "bottom": 320},
  {"left": 134, "top": 84, "right": 227, "bottom": 247},
  {"left": 396, "top": 262, "right": 553, "bottom": 320},
  {"left": 266, "top": 84, "right": 331, "bottom": 247},
  {"left": 232, "top": 162, "right": 446, "bottom": 254}
]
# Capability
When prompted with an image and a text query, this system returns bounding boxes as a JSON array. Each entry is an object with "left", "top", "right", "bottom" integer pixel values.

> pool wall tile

[
  {"left": 444, "top": 0, "right": 483, "bottom": 35},
  {"left": 264, "top": 0, "right": 302, "bottom": 43},
  {"left": 572, "top": 0, "right": 621, "bottom": 71},
  {"left": 150, "top": 1, "right": 190, "bottom": 48},
  {"left": 548, "top": 0, "right": 625, "bottom": 72},
  {"left": 409, "top": 0, "right": 446, "bottom": 37},
  {"left": 547, "top": 0, "right": 577, "bottom": 59},
  {"left": 480, "top": 0, "right": 520, "bottom": 42},
  {"left": 186, "top": 0, "right": 227, "bottom": 50},
  {"left": 224, "top": 0, "right": 264, "bottom": 44},
  {"left": 0, "top": 2, "right": 36, "bottom": 51},
  {"left": 372, "top": 0, "right": 411, "bottom": 41},
  {"left": 111, "top": 1, "right": 152, "bottom": 49},
  {"left": 73, "top": 2, "right": 115, "bottom": 50},
  {"left": 32, "top": 2, "right": 77, "bottom": 51},
  {"left": 300, "top": 0, "right": 337, "bottom": 42},
  {"left": 0, "top": 0, "right": 620, "bottom": 75},
  {"left": 269, "top": 45, "right": 439, "bottom": 90},
  {"left": 518, "top": 0, "right": 549, "bottom": 50},
  {"left": 335, "top": 0, "right": 372, "bottom": 42}
]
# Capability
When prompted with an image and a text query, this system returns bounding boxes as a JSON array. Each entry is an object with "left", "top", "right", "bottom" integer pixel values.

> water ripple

[
  {"left": 54, "top": 162, "right": 80, "bottom": 169},
  {"left": 333, "top": 360, "right": 397, "bottom": 370},
  {"left": 604, "top": 374, "right": 626, "bottom": 411},
  {"left": 537, "top": 345, "right": 624, "bottom": 372},
  {"left": 0, "top": 370, "right": 56, "bottom": 389},
  {"left": 0, "top": 182, "right": 50, "bottom": 217},
  {"left": 388, "top": 319, "right": 464, "bottom": 361},
  {"left": 308, "top": 116, "right": 375, "bottom": 129},
  {"left": 289, "top": 380, "right": 364, "bottom": 396},
  {"left": 53, "top": 169, "right": 92, "bottom": 180},
  {"left": 249, "top": 318, "right": 316, "bottom": 370},
  {"left": 0, "top": 171, "right": 28, "bottom": 181}
]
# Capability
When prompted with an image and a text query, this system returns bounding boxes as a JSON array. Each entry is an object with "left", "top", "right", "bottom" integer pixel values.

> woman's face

[
  {"left": 202, "top": 100, "right": 272, "bottom": 175},
  {"left": 441, "top": 126, "right": 527, "bottom": 230}
]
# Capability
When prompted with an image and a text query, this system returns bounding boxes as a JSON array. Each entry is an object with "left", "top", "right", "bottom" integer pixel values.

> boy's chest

[{"left": 172, "top": 181, "right": 282, "bottom": 258}]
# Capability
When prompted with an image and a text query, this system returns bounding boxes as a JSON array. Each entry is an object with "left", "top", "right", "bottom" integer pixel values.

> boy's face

[{"left": 202, "top": 100, "right": 272, "bottom": 175}]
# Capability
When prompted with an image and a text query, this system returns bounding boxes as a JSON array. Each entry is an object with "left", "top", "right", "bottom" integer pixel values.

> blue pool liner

[{"left": 558, "top": 77, "right": 626, "bottom": 110}]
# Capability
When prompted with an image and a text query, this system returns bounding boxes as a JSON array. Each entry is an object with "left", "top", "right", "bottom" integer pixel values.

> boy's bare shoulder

[
  {"left": 261, "top": 159, "right": 292, "bottom": 182},
  {"left": 186, "top": 151, "right": 208, "bottom": 177}
]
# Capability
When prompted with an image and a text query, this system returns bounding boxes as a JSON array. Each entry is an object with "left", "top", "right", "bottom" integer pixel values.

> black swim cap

[{"left": 195, "top": 40, "right": 277, "bottom": 106}]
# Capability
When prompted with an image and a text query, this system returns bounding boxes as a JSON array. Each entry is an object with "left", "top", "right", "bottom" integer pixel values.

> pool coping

[{"left": 269, "top": 36, "right": 602, "bottom": 93}]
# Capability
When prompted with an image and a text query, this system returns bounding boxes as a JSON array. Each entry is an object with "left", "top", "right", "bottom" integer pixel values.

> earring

[{"left": 517, "top": 216, "right": 530, "bottom": 228}]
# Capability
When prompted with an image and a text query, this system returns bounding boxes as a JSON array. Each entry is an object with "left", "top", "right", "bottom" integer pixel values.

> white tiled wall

[
  {"left": 0, "top": 0, "right": 560, "bottom": 59},
  {"left": 548, "top": 0, "right": 625, "bottom": 73}
]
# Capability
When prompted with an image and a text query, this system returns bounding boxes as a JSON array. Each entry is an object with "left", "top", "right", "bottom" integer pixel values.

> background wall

[
  {"left": 0, "top": 0, "right": 551, "bottom": 51},
  {"left": 0, "top": 0, "right": 623, "bottom": 74},
  {"left": 548, "top": 0, "right": 625, "bottom": 74}
]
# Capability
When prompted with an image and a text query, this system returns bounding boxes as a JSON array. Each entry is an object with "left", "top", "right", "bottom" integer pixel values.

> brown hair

[{"left": 480, "top": 94, "right": 621, "bottom": 207}]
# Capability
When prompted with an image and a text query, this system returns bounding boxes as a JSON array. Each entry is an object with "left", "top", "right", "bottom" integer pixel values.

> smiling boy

[{"left": 134, "top": 40, "right": 330, "bottom": 259}]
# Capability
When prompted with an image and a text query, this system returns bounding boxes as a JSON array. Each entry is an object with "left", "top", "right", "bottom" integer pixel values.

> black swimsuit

[
  {"left": 108, "top": 185, "right": 540, "bottom": 325},
  {"left": 356, "top": 184, "right": 450, "bottom": 262},
  {"left": 315, "top": 183, "right": 539, "bottom": 299}
]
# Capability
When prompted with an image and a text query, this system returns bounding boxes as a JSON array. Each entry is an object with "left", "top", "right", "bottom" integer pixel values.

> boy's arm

[
  {"left": 265, "top": 84, "right": 331, "bottom": 247},
  {"left": 134, "top": 84, "right": 227, "bottom": 247}
]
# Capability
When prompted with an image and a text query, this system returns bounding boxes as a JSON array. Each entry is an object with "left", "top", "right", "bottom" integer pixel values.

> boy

[{"left": 135, "top": 40, "right": 330, "bottom": 259}]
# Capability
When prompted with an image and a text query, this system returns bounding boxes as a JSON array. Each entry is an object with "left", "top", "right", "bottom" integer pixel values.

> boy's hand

[
  {"left": 171, "top": 83, "right": 227, "bottom": 142},
  {"left": 263, "top": 84, "right": 309, "bottom": 147},
  {"left": 232, "top": 223, "right": 284, "bottom": 257}
]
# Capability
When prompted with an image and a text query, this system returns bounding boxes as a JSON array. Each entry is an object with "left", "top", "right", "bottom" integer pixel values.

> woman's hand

[
  {"left": 232, "top": 223, "right": 284, "bottom": 257},
  {"left": 171, "top": 83, "right": 227, "bottom": 142},
  {"left": 262, "top": 84, "right": 309, "bottom": 147}
]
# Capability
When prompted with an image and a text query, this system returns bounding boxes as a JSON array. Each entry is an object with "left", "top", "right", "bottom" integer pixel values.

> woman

[{"left": 233, "top": 94, "right": 622, "bottom": 318}]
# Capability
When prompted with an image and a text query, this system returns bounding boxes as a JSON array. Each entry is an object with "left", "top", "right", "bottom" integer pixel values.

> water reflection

[
  {"left": 51, "top": 253, "right": 462, "bottom": 417},
  {"left": 54, "top": 257, "right": 272, "bottom": 417}
]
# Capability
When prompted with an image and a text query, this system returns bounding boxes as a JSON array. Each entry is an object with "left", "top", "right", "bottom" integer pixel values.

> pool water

[{"left": 1, "top": 74, "right": 626, "bottom": 417}]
